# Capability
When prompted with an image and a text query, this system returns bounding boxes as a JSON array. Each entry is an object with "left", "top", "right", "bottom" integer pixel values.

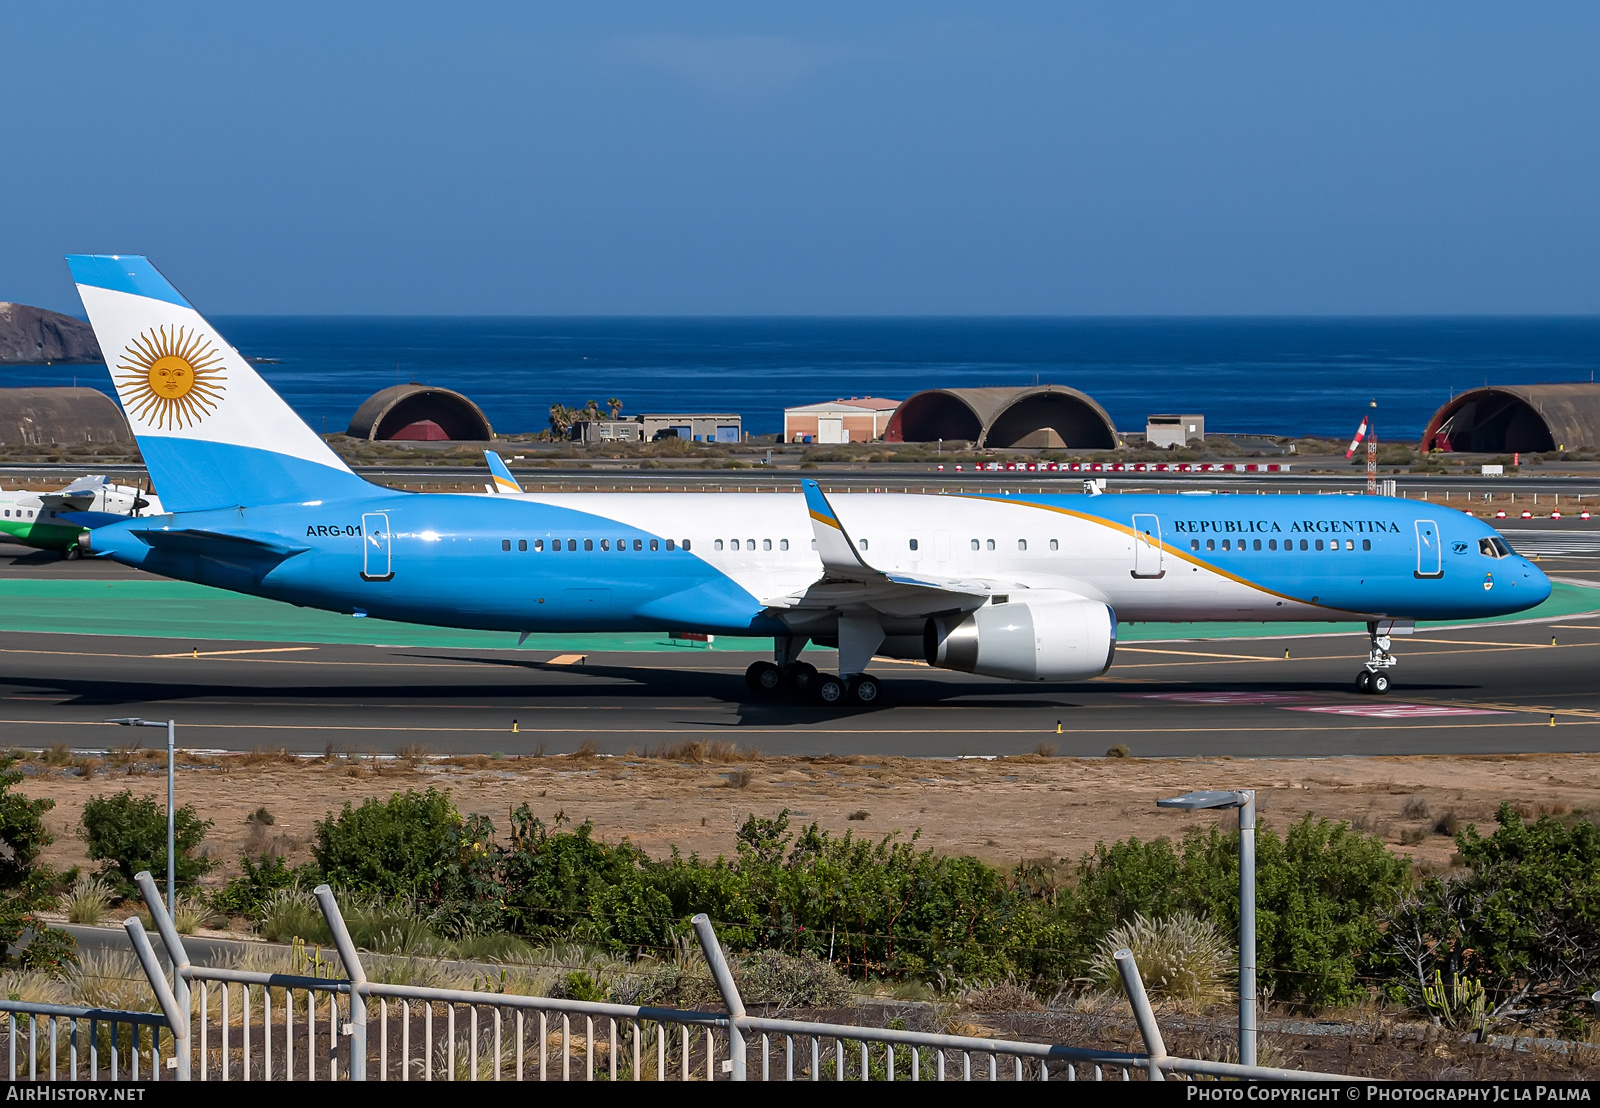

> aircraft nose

[{"left": 1524, "top": 559, "right": 1553, "bottom": 604}]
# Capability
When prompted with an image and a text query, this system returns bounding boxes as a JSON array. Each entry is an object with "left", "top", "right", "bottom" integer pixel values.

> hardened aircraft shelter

[{"left": 884, "top": 385, "right": 1118, "bottom": 449}]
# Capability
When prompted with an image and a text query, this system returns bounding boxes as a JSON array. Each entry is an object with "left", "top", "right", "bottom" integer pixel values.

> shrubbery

[
  {"left": 1382, "top": 805, "right": 1600, "bottom": 1031},
  {"left": 79, "top": 789, "right": 214, "bottom": 895},
  {"left": 0, "top": 757, "right": 74, "bottom": 972},
  {"left": 168, "top": 783, "right": 1600, "bottom": 1028},
  {"left": 301, "top": 795, "right": 1407, "bottom": 1001}
]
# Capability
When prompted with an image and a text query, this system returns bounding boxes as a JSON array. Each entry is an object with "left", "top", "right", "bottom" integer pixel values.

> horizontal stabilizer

[{"left": 131, "top": 528, "right": 309, "bottom": 564}]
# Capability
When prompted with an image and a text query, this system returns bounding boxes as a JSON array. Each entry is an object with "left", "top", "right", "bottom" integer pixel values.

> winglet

[
  {"left": 485, "top": 451, "right": 523, "bottom": 494},
  {"left": 802, "top": 479, "right": 874, "bottom": 577}
]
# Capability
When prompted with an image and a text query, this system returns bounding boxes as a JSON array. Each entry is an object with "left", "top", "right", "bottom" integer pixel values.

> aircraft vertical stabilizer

[{"left": 65, "top": 255, "right": 370, "bottom": 512}]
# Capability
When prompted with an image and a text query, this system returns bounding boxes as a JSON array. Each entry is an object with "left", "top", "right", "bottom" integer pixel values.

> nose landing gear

[{"left": 1355, "top": 621, "right": 1397, "bottom": 695}]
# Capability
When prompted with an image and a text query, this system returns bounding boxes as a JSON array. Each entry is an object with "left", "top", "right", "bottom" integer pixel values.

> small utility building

[
  {"left": 784, "top": 397, "right": 902, "bottom": 444},
  {"left": 1146, "top": 414, "right": 1204, "bottom": 449}
]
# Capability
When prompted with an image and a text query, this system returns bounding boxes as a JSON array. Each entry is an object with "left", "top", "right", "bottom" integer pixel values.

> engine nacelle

[{"left": 924, "top": 597, "right": 1116, "bottom": 681}]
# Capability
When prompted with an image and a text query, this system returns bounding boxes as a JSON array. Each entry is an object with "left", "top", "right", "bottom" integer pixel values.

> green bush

[
  {"left": 312, "top": 787, "right": 487, "bottom": 902},
  {"left": 1068, "top": 816, "right": 1409, "bottom": 1006},
  {"left": 0, "top": 757, "right": 61, "bottom": 961},
  {"left": 79, "top": 790, "right": 214, "bottom": 897},
  {"left": 211, "top": 853, "right": 309, "bottom": 920},
  {"left": 1382, "top": 805, "right": 1600, "bottom": 1024}
]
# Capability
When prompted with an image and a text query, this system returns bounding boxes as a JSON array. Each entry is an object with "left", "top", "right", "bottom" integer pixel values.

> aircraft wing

[{"left": 40, "top": 475, "right": 110, "bottom": 512}]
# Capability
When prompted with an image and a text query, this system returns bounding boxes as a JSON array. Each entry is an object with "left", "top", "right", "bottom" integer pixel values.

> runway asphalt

[{"left": 2, "top": 526, "right": 1599, "bottom": 760}]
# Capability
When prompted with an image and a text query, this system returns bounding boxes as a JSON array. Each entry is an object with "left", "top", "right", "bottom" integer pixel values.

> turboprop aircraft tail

[{"left": 65, "top": 255, "right": 371, "bottom": 513}]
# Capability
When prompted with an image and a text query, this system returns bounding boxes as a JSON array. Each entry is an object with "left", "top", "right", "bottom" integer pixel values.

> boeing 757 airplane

[{"left": 65, "top": 255, "right": 1551, "bottom": 705}]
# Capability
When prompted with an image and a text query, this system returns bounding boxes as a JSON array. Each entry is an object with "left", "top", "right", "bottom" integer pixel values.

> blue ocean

[{"left": 9, "top": 318, "right": 1600, "bottom": 441}]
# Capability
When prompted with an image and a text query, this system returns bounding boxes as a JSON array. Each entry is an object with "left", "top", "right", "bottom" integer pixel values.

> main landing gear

[
  {"left": 1354, "top": 621, "right": 1396, "bottom": 695},
  {"left": 744, "top": 661, "right": 881, "bottom": 706}
]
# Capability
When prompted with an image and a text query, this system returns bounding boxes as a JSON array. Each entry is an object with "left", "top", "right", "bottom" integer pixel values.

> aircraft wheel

[
  {"left": 849, "top": 675, "right": 882, "bottom": 705},
  {"left": 63, "top": 546, "right": 81, "bottom": 561},
  {"left": 785, "top": 661, "right": 818, "bottom": 693},
  {"left": 745, "top": 661, "right": 782, "bottom": 695},
  {"left": 813, "top": 674, "right": 846, "bottom": 705},
  {"left": 1370, "top": 672, "right": 1390, "bottom": 695},
  {"left": 1355, "top": 671, "right": 1372, "bottom": 694}
]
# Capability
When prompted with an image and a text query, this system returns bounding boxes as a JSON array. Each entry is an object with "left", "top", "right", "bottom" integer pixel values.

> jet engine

[{"left": 924, "top": 596, "right": 1116, "bottom": 681}]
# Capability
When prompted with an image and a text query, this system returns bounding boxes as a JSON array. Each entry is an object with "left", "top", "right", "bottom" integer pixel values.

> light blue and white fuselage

[{"left": 66, "top": 256, "right": 1551, "bottom": 704}]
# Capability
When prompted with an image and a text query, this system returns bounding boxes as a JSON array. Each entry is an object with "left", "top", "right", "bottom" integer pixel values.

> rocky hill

[{"left": 0, "top": 302, "right": 102, "bottom": 363}]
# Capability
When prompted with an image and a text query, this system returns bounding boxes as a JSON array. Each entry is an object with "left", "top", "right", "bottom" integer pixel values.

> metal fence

[{"left": 0, "top": 870, "right": 1359, "bottom": 1082}]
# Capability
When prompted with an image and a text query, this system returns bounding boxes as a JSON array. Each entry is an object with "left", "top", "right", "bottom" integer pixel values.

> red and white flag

[{"left": 1345, "top": 417, "right": 1369, "bottom": 459}]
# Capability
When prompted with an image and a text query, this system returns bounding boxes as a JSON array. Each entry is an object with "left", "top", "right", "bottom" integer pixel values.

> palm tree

[
  {"left": 583, "top": 399, "right": 602, "bottom": 422},
  {"left": 606, "top": 397, "right": 624, "bottom": 419},
  {"left": 548, "top": 403, "right": 575, "bottom": 437}
]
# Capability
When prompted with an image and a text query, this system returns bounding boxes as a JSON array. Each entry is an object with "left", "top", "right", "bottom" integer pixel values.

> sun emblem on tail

[{"left": 115, "top": 326, "right": 227, "bottom": 429}]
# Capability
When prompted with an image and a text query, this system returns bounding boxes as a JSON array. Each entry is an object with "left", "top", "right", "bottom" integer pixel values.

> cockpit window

[
  {"left": 1493, "top": 537, "right": 1513, "bottom": 558},
  {"left": 1479, "top": 537, "right": 1514, "bottom": 559}
]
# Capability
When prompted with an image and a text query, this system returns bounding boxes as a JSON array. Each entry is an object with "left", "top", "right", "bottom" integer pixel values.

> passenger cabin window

[
  {"left": 518, "top": 539, "right": 527, "bottom": 552},
  {"left": 715, "top": 539, "right": 724, "bottom": 550},
  {"left": 601, "top": 539, "right": 610, "bottom": 551},
  {"left": 763, "top": 539, "right": 772, "bottom": 551},
  {"left": 682, "top": 539, "right": 691, "bottom": 551},
  {"left": 568, "top": 539, "right": 577, "bottom": 551},
  {"left": 1315, "top": 539, "right": 1324, "bottom": 551},
  {"left": 1253, "top": 539, "right": 1262, "bottom": 551},
  {"left": 585, "top": 539, "right": 594, "bottom": 551},
  {"left": 1299, "top": 539, "right": 1308, "bottom": 551},
  {"left": 971, "top": 539, "right": 980, "bottom": 550},
  {"left": 534, "top": 539, "right": 544, "bottom": 551},
  {"left": 1017, "top": 539, "right": 1027, "bottom": 551},
  {"left": 780, "top": 539, "right": 789, "bottom": 551},
  {"left": 666, "top": 539, "right": 676, "bottom": 551},
  {"left": 1363, "top": 539, "right": 1371, "bottom": 551},
  {"left": 650, "top": 539, "right": 659, "bottom": 551},
  {"left": 633, "top": 539, "right": 643, "bottom": 550},
  {"left": 1206, "top": 539, "right": 1215, "bottom": 551},
  {"left": 1190, "top": 539, "right": 1200, "bottom": 551},
  {"left": 858, "top": 539, "right": 869, "bottom": 550},
  {"left": 1269, "top": 539, "right": 1277, "bottom": 550},
  {"left": 908, "top": 538, "right": 919, "bottom": 551},
  {"left": 1049, "top": 539, "right": 1059, "bottom": 551},
  {"left": 501, "top": 539, "right": 511, "bottom": 552},
  {"left": 986, "top": 539, "right": 995, "bottom": 551}
]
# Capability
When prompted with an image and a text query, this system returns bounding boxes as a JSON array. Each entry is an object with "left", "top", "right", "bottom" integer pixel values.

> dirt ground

[{"left": 18, "top": 746, "right": 1600, "bottom": 881}]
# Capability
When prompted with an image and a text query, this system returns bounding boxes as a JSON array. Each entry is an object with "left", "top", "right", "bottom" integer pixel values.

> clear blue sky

[{"left": 5, "top": 3, "right": 1599, "bottom": 315}]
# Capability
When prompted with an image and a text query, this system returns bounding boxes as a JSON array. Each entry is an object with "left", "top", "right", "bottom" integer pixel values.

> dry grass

[
  {"left": 238, "top": 747, "right": 295, "bottom": 766},
  {"left": 1402, "top": 796, "right": 1431, "bottom": 820},
  {"left": 724, "top": 768, "right": 754, "bottom": 789},
  {"left": 1106, "top": 744, "right": 1130, "bottom": 758},
  {"left": 646, "top": 739, "right": 759, "bottom": 763},
  {"left": 847, "top": 810, "right": 870, "bottom": 821},
  {"left": 1033, "top": 742, "right": 1058, "bottom": 758}
]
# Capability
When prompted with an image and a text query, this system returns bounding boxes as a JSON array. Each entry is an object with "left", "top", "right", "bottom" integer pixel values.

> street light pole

[
  {"left": 165, "top": 719, "right": 175, "bottom": 917},
  {"left": 1236, "top": 789, "right": 1257, "bottom": 1067},
  {"left": 1157, "top": 787, "right": 1258, "bottom": 1067}
]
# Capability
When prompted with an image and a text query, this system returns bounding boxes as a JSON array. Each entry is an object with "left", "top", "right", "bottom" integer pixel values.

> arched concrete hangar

[
  {"left": 0, "top": 387, "right": 131, "bottom": 447},
  {"left": 1422, "top": 384, "right": 1600, "bottom": 454},
  {"left": 884, "top": 386, "right": 1118, "bottom": 449},
  {"left": 347, "top": 384, "right": 494, "bottom": 442}
]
